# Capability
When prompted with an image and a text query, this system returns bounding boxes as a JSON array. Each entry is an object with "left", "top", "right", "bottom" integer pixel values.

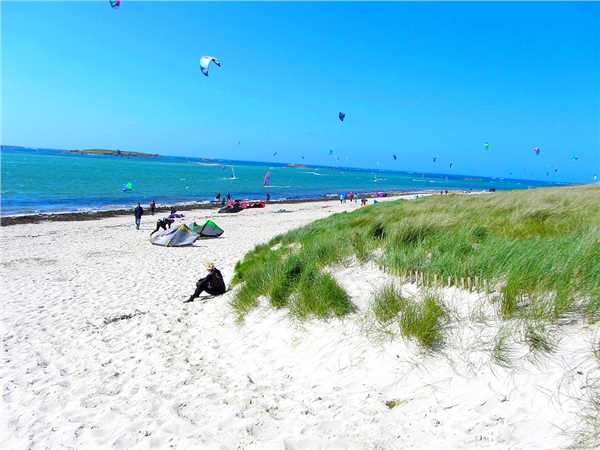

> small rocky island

[{"left": 69, "top": 149, "right": 160, "bottom": 158}]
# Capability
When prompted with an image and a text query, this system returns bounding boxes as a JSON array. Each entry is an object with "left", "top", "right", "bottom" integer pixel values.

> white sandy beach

[{"left": 1, "top": 196, "right": 598, "bottom": 449}]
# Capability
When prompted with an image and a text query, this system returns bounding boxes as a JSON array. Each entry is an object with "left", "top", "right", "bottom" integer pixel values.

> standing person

[
  {"left": 226, "top": 193, "right": 231, "bottom": 202},
  {"left": 339, "top": 193, "right": 344, "bottom": 204},
  {"left": 266, "top": 192, "right": 271, "bottom": 203},
  {"left": 134, "top": 203, "right": 144, "bottom": 230},
  {"left": 221, "top": 196, "right": 226, "bottom": 208},
  {"left": 215, "top": 193, "right": 221, "bottom": 205},
  {"left": 348, "top": 192, "right": 354, "bottom": 203},
  {"left": 184, "top": 262, "right": 226, "bottom": 303},
  {"left": 150, "top": 200, "right": 156, "bottom": 215}
]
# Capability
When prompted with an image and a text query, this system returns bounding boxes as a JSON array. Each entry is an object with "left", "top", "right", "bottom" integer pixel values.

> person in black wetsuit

[
  {"left": 184, "top": 263, "right": 226, "bottom": 303},
  {"left": 150, "top": 217, "right": 174, "bottom": 236},
  {"left": 134, "top": 203, "right": 144, "bottom": 230}
]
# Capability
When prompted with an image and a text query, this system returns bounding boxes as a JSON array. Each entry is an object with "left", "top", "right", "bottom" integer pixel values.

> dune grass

[
  {"left": 231, "top": 185, "right": 600, "bottom": 441},
  {"left": 573, "top": 342, "right": 600, "bottom": 448},
  {"left": 232, "top": 186, "right": 600, "bottom": 325},
  {"left": 492, "top": 327, "right": 514, "bottom": 368},
  {"left": 372, "top": 285, "right": 407, "bottom": 325}
]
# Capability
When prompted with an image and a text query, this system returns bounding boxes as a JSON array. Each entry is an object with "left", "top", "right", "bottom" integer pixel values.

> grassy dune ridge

[{"left": 232, "top": 185, "right": 600, "bottom": 330}]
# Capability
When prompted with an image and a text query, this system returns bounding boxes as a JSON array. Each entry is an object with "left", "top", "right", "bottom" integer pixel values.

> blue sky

[{"left": 2, "top": 1, "right": 599, "bottom": 182}]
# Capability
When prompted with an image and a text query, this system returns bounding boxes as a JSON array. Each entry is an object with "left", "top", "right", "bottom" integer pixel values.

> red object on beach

[{"left": 240, "top": 201, "right": 266, "bottom": 209}]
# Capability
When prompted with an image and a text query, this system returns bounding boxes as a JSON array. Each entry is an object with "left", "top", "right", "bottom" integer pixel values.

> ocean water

[{"left": 1, "top": 148, "right": 559, "bottom": 216}]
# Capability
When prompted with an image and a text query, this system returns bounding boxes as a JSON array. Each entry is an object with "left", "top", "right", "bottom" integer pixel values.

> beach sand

[{"left": 1, "top": 195, "right": 598, "bottom": 449}]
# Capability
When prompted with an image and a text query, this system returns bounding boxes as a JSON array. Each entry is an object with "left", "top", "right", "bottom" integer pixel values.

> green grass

[
  {"left": 231, "top": 239, "right": 354, "bottom": 320},
  {"left": 372, "top": 285, "right": 407, "bottom": 324},
  {"left": 232, "top": 185, "right": 600, "bottom": 324},
  {"left": 291, "top": 266, "right": 355, "bottom": 319},
  {"left": 492, "top": 327, "right": 514, "bottom": 368},
  {"left": 524, "top": 321, "right": 557, "bottom": 355},
  {"left": 372, "top": 285, "right": 447, "bottom": 351},
  {"left": 399, "top": 293, "right": 447, "bottom": 351}
]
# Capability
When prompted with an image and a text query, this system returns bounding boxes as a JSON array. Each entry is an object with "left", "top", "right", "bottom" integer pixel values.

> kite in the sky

[
  {"left": 484, "top": 142, "right": 490, "bottom": 151},
  {"left": 273, "top": 151, "right": 278, "bottom": 157},
  {"left": 263, "top": 171, "right": 271, "bottom": 187},
  {"left": 329, "top": 149, "right": 334, "bottom": 156},
  {"left": 393, "top": 154, "right": 397, "bottom": 160},
  {"left": 572, "top": 155, "right": 579, "bottom": 161},
  {"left": 200, "top": 56, "right": 221, "bottom": 77},
  {"left": 449, "top": 162, "right": 454, "bottom": 169},
  {"left": 109, "top": 0, "right": 121, "bottom": 9},
  {"left": 533, "top": 147, "right": 540, "bottom": 156},
  {"left": 122, "top": 181, "right": 133, "bottom": 192},
  {"left": 338, "top": 112, "right": 346, "bottom": 122},
  {"left": 432, "top": 156, "right": 437, "bottom": 163}
]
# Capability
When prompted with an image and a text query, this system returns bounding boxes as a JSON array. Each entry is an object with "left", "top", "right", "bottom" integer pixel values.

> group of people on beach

[
  {"left": 214, "top": 191, "right": 270, "bottom": 208},
  {"left": 339, "top": 192, "right": 369, "bottom": 206},
  {"left": 131, "top": 188, "right": 371, "bottom": 304},
  {"left": 132, "top": 201, "right": 227, "bottom": 302},
  {"left": 213, "top": 192, "right": 231, "bottom": 208}
]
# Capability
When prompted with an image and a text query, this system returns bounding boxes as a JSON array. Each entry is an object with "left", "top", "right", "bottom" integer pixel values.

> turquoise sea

[{"left": 1, "top": 147, "right": 560, "bottom": 216}]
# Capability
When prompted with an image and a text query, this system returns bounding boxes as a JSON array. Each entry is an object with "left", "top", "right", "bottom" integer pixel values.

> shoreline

[{"left": 0, "top": 189, "right": 448, "bottom": 226}]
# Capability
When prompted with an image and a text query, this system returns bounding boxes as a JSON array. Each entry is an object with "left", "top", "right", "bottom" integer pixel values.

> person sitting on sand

[
  {"left": 150, "top": 217, "right": 174, "bottom": 236},
  {"left": 184, "top": 262, "right": 226, "bottom": 303}
]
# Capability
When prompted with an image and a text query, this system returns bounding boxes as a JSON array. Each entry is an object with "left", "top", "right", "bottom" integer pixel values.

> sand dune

[{"left": 1, "top": 196, "right": 598, "bottom": 449}]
